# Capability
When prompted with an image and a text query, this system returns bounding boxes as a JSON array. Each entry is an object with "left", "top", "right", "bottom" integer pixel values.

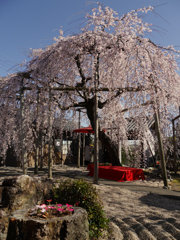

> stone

[
  {"left": 0, "top": 211, "right": 9, "bottom": 239},
  {"left": 1, "top": 175, "right": 54, "bottom": 211},
  {"left": 0, "top": 233, "right": 7, "bottom": 240},
  {"left": 0, "top": 210, "right": 7, "bottom": 218},
  {"left": 108, "top": 222, "right": 123, "bottom": 240},
  {"left": 0, "top": 175, "right": 54, "bottom": 238},
  {"left": 6, "top": 207, "right": 89, "bottom": 240},
  {"left": 99, "top": 221, "right": 123, "bottom": 240}
]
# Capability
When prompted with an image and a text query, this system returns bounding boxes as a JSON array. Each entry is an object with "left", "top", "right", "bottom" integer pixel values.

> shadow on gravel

[
  {"left": 0, "top": 167, "right": 23, "bottom": 178},
  {"left": 0, "top": 166, "right": 91, "bottom": 182},
  {"left": 139, "top": 193, "right": 180, "bottom": 211}
]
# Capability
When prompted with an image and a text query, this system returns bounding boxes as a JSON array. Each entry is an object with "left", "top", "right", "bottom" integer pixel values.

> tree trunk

[
  {"left": 7, "top": 207, "right": 89, "bottom": 240},
  {"left": 86, "top": 99, "right": 120, "bottom": 166},
  {"left": 154, "top": 112, "right": 168, "bottom": 187}
]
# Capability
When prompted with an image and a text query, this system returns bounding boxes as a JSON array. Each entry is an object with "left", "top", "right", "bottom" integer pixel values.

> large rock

[
  {"left": 6, "top": 207, "right": 89, "bottom": 240},
  {"left": 107, "top": 222, "right": 123, "bottom": 240},
  {"left": 0, "top": 209, "right": 9, "bottom": 240},
  {"left": 1, "top": 175, "right": 54, "bottom": 211},
  {"left": 99, "top": 221, "right": 123, "bottom": 240}
]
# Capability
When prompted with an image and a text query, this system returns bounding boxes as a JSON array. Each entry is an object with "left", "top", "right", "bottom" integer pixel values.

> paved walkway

[
  {"left": 52, "top": 167, "right": 180, "bottom": 201},
  {"left": 0, "top": 165, "right": 180, "bottom": 201},
  {"left": 98, "top": 179, "right": 180, "bottom": 200}
]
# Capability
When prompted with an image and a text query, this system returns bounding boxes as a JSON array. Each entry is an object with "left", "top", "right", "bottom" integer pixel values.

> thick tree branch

[
  {"left": 55, "top": 99, "right": 86, "bottom": 111},
  {"left": 99, "top": 85, "right": 146, "bottom": 108},
  {"left": 120, "top": 100, "right": 154, "bottom": 113},
  {"left": 74, "top": 54, "right": 91, "bottom": 87}
]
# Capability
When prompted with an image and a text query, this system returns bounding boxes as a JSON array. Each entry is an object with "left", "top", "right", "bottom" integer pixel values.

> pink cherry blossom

[{"left": 0, "top": 2, "right": 180, "bottom": 175}]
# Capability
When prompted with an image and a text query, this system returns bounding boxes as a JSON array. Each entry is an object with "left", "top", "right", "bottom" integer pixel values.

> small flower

[
  {"left": 46, "top": 199, "right": 52, "bottom": 206},
  {"left": 35, "top": 205, "right": 41, "bottom": 208},
  {"left": 57, "top": 208, "right": 64, "bottom": 212},
  {"left": 76, "top": 202, "right": 79, "bottom": 206},
  {"left": 41, "top": 204, "right": 47, "bottom": 208},
  {"left": 48, "top": 206, "right": 56, "bottom": 209},
  {"left": 30, "top": 212, "right": 36, "bottom": 215},
  {"left": 41, "top": 208, "right": 46, "bottom": 213},
  {"left": 56, "top": 204, "right": 63, "bottom": 207},
  {"left": 68, "top": 208, "right": 74, "bottom": 212},
  {"left": 66, "top": 204, "right": 73, "bottom": 208},
  {"left": 38, "top": 205, "right": 46, "bottom": 209}
]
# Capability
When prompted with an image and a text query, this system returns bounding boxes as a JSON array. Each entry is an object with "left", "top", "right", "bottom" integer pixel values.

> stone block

[{"left": 7, "top": 207, "right": 89, "bottom": 240}]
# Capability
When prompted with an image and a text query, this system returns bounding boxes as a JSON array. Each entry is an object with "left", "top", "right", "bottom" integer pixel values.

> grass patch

[{"left": 172, "top": 178, "right": 180, "bottom": 184}]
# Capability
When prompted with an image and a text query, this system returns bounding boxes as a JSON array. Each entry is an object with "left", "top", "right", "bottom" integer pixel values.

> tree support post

[
  {"left": 118, "top": 128, "right": 122, "bottom": 165},
  {"left": 77, "top": 110, "right": 81, "bottom": 168},
  {"left": 172, "top": 120, "right": 177, "bottom": 174},
  {"left": 82, "top": 133, "right": 85, "bottom": 167},
  {"left": 48, "top": 88, "right": 53, "bottom": 179},
  {"left": 93, "top": 90, "right": 99, "bottom": 184},
  {"left": 93, "top": 54, "right": 99, "bottom": 184},
  {"left": 34, "top": 91, "right": 40, "bottom": 174},
  {"left": 61, "top": 133, "right": 63, "bottom": 165},
  {"left": 40, "top": 127, "right": 44, "bottom": 170},
  {"left": 20, "top": 79, "right": 27, "bottom": 175},
  {"left": 154, "top": 112, "right": 168, "bottom": 187}
]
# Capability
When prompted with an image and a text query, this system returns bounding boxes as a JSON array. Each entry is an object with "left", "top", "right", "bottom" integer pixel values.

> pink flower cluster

[
  {"left": 29, "top": 201, "right": 74, "bottom": 217},
  {"left": 57, "top": 204, "right": 74, "bottom": 212}
]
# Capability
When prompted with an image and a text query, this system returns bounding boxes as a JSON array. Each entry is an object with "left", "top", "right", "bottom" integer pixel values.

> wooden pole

[
  {"left": 34, "top": 91, "right": 39, "bottom": 174},
  {"left": 48, "top": 88, "right": 53, "bottom": 179},
  {"left": 118, "top": 128, "right": 122, "bottom": 165},
  {"left": 67, "top": 135, "right": 69, "bottom": 155},
  {"left": 82, "top": 134, "right": 85, "bottom": 167},
  {"left": 61, "top": 132, "right": 63, "bottom": 165},
  {"left": 172, "top": 120, "right": 177, "bottom": 174},
  {"left": 20, "top": 79, "right": 27, "bottom": 175},
  {"left": 77, "top": 110, "right": 81, "bottom": 168},
  {"left": 150, "top": 73, "right": 168, "bottom": 187},
  {"left": 93, "top": 90, "right": 99, "bottom": 184},
  {"left": 154, "top": 112, "right": 168, "bottom": 187},
  {"left": 93, "top": 54, "right": 99, "bottom": 184},
  {"left": 40, "top": 128, "right": 44, "bottom": 170}
]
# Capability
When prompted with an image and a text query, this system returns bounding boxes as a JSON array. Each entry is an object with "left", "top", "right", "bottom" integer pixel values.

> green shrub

[
  {"left": 52, "top": 178, "right": 109, "bottom": 239},
  {"left": 99, "top": 162, "right": 111, "bottom": 166}
]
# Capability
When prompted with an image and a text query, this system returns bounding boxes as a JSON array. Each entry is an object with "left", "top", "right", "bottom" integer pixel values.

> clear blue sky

[{"left": 0, "top": 0, "right": 180, "bottom": 77}]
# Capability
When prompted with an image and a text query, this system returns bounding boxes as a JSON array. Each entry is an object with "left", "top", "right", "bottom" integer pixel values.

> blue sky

[{"left": 0, "top": 0, "right": 180, "bottom": 77}]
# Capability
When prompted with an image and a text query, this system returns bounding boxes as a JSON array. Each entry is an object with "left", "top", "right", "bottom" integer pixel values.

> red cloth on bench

[{"left": 87, "top": 165, "right": 145, "bottom": 182}]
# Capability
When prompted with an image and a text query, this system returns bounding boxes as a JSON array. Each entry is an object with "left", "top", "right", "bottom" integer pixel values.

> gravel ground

[{"left": 1, "top": 165, "right": 180, "bottom": 239}]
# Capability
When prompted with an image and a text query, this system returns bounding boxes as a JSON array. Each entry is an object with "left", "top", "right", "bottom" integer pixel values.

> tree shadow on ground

[{"left": 139, "top": 193, "right": 180, "bottom": 211}]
